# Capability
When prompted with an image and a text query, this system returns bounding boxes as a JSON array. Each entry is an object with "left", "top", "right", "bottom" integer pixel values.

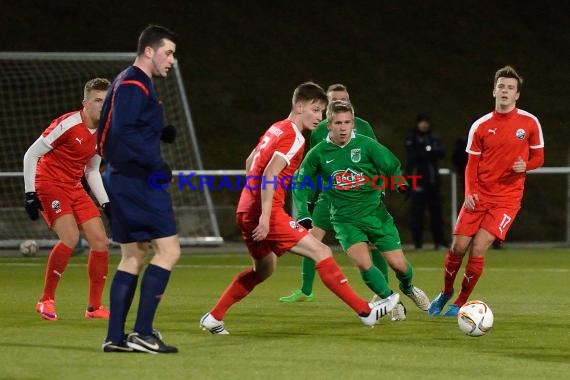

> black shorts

[{"left": 103, "top": 168, "right": 177, "bottom": 243}]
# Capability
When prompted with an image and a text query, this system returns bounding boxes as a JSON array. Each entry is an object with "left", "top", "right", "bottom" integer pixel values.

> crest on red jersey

[
  {"left": 51, "top": 200, "right": 61, "bottom": 214},
  {"left": 515, "top": 129, "right": 526, "bottom": 140},
  {"left": 289, "top": 220, "right": 303, "bottom": 231}
]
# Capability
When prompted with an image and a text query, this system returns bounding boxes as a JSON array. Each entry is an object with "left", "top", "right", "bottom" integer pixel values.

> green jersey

[
  {"left": 295, "top": 134, "right": 404, "bottom": 222},
  {"left": 293, "top": 117, "right": 378, "bottom": 220}
]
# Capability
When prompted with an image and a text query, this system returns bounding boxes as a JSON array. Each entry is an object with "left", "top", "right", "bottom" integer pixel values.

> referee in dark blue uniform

[{"left": 98, "top": 25, "right": 180, "bottom": 354}]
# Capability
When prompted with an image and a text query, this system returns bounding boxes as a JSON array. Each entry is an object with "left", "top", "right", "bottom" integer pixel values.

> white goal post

[{"left": 0, "top": 52, "right": 222, "bottom": 247}]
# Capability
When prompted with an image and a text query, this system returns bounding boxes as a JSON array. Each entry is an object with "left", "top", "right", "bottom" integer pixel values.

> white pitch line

[{"left": 0, "top": 262, "right": 568, "bottom": 273}]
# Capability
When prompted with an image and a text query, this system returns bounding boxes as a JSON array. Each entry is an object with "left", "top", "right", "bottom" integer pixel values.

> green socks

[
  {"left": 396, "top": 262, "right": 414, "bottom": 294},
  {"left": 360, "top": 266, "right": 392, "bottom": 299},
  {"left": 370, "top": 247, "right": 389, "bottom": 283},
  {"left": 300, "top": 257, "right": 316, "bottom": 295},
  {"left": 300, "top": 248, "right": 391, "bottom": 297}
]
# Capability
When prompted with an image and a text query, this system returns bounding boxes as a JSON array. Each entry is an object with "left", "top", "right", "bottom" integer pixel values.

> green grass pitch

[{"left": 1, "top": 248, "right": 569, "bottom": 379}]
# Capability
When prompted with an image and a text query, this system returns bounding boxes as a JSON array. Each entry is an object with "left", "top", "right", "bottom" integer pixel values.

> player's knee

[
  {"left": 161, "top": 246, "right": 182, "bottom": 268},
  {"left": 119, "top": 255, "right": 146, "bottom": 274},
  {"left": 60, "top": 234, "right": 80, "bottom": 249},
  {"left": 388, "top": 257, "right": 407, "bottom": 273},
  {"left": 470, "top": 241, "right": 489, "bottom": 256},
  {"left": 313, "top": 242, "right": 332, "bottom": 261},
  {"left": 451, "top": 242, "right": 468, "bottom": 256},
  {"left": 171, "top": 246, "right": 182, "bottom": 262},
  {"left": 254, "top": 261, "right": 274, "bottom": 281},
  {"left": 88, "top": 235, "right": 109, "bottom": 252},
  {"left": 354, "top": 260, "right": 372, "bottom": 271}
]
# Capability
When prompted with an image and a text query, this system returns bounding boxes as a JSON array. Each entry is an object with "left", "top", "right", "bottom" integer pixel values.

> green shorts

[
  {"left": 312, "top": 194, "right": 334, "bottom": 231},
  {"left": 333, "top": 203, "right": 401, "bottom": 252}
]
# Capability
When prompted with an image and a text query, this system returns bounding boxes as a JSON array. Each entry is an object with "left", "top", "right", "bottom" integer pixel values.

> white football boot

[
  {"left": 200, "top": 313, "right": 230, "bottom": 335},
  {"left": 404, "top": 286, "right": 430, "bottom": 311},
  {"left": 360, "top": 292, "right": 400, "bottom": 326}
]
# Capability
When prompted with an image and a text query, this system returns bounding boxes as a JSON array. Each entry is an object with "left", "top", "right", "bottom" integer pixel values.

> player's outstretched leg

[
  {"left": 201, "top": 254, "right": 272, "bottom": 334},
  {"left": 316, "top": 255, "right": 400, "bottom": 327}
]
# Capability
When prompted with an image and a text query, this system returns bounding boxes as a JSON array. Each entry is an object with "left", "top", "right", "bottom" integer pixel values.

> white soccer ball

[
  {"left": 457, "top": 300, "right": 494, "bottom": 337},
  {"left": 19, "top": 239, "right": 39, "bottom": 257}
]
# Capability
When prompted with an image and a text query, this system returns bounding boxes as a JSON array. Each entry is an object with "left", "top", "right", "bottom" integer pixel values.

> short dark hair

[
  {"left": 494, "top": 65, "right": 523, "bottom": 91},
  {"left": 291, "top": 82, "right": 328, "bottom": 107},
  {"left": 137, "top": 25, "right": 177, "bottom": 55},
  {"left": 84, "top": 78, "right": 110, "bottom": 98}
]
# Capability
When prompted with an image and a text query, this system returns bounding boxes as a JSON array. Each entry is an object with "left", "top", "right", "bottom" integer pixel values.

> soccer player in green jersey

[
  {"left": 279, "top": 84, "right": 403, "bottom": 317},
  {"left": 291, "top": 100, "right": 430, "bottom": 312}
]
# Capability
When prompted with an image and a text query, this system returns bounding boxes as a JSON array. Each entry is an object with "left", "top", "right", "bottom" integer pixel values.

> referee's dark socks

[
  {"left": 106, "top": 270, "right": 138, "bottom": 343},
  {"left": 134, "top": 264, "right": 171, "bottom": 336}
]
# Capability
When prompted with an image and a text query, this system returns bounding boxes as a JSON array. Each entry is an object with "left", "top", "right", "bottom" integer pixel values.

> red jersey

[
  {"left": 466, "top": 108, "right": 544, "bottom": 204},
  {"left": 36, "top": 110, "right": 98, "bottom": 186},
  {"left": 237, "top": 119, "right": 305, "bottom": 215}
]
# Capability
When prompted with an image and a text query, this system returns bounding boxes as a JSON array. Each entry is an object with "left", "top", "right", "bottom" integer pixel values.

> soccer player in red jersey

[
  {"left": 23, "top": 78, "right": 112, "bottom": 321},
  {"left": 428, "top": 66, "right": 545, "bottom": 317},
  {"left": 200, "top": 82, "right": 400, "bottom": 334}
]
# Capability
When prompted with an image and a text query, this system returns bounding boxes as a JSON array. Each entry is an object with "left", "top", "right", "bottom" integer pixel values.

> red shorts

[
  {"left": 36, "top": 182, "right": 100, "bottom": 228},
  {"left": 454, "top": 201, "right": 520, "bottom": 241},
  {"left": 237, "top": 209, "right": 308, "bottom": 259}
]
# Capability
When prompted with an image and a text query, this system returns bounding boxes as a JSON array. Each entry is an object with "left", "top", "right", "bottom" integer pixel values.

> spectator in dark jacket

[{"left": 405, "top": 113, "right": 448, "bottom": 250}]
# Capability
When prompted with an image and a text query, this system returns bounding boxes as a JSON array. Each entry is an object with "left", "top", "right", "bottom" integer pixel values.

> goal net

[{"left": 0, "top": 52, "right": 222, "bottom": 247}]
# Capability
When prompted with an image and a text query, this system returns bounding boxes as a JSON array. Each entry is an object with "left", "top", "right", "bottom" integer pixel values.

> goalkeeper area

[
  {"left": 1, "top": 248, "right": 569, "bottom": 378},
  {"left": 0, "top": 52, "right": 220, "bottom": 247}
]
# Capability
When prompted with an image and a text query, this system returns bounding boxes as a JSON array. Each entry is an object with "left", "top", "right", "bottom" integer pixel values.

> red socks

[
  {"left": 443, "top": 250, "right": 464, "bottom": 295},
  {"left": 87, "top": 250, "right": 109, "bottom": 309},
  {"left": 210, "top": 268, "right": 262, "bottom": 320},
  {"left": 316, "top": 257, "right": 370, "bottom": 315},
  {"left": 210, "top": 258, "right": 371, "bottom": 320},
  {"left": 455, "top": 256, "right": 485, "bottom": 306},
  {"left": 41, "top": 242, "right": 73, "bottom": 301}
]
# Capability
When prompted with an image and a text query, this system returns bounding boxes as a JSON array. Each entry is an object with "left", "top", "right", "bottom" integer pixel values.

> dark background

[{"left": 3, "top": 0, "right": 569, "bottom": 242}]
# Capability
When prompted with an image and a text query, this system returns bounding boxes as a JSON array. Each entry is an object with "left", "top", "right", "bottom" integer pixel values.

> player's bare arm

[{"left": 252, "top": 154, "right": 287, "bottom": 241}]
